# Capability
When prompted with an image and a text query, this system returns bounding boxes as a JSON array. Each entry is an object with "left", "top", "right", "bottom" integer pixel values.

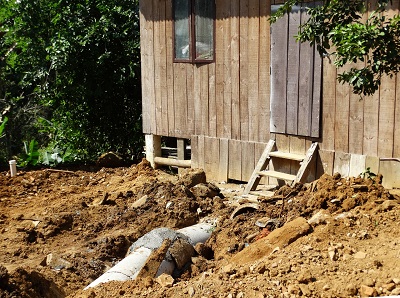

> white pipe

[
  {"left": 86, "top": 247, "right": 152, "bottom": 289},
  {"left": 85, "top": 221, "right": 216, "bottom": 290},
  {"left": 9, "top": 160, "right": 17, "bottom": 177}
]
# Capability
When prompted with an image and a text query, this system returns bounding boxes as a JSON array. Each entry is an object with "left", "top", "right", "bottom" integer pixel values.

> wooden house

[{"left": 140, "top": 0, "right": 400, "bottom": 189}]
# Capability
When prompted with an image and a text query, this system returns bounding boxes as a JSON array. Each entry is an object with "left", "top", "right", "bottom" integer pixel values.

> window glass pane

[
  {"left": 174, "top": 0, "right": 191, "bottom": 59},
  {"left": 194, "top": 0, "right": 214, "bottom": 60}
]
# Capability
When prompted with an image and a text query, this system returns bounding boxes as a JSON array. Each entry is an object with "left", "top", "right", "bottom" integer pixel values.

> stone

[
  {"left": 322, "top": 284, "right": 330, "bottom": 291},
  {"left": 308, "top": 210, "right": 332, "bottom": 226},
  {"left": 41, "top": 253, "right": 72, "bottom": 270},
  {"left": 354, "top": 251, "right": 367, "bottom": 259},
  {"left": 287, "top": 285, "right": 301, "bottom": 295},
  {"left": 178, "top": 168, "right": 207, "bottom": 188},
  {"left": 298, "top": 284, "right": 311, "bottom": 296},
  {"left": 232, "top": 217, "right": 311, "bottom": 264},
  {"left": 96, "top": 152, "right": 125, "bottom": 168},
  {"left": 382, "top": 283, "right": 395, "bottom": 291},
  {"left": 359, "top": 285, "right": 377, "bottom": 297},
  {"left": 155, "top": 273, "right": 174, "bottom": 288},
  {"left": 297, "top": 270, "right": 313, "bottom": 284},
  {"left": 169, "top": 238, "right": 196, "bottom": 270},
  {"left": 131, "top": 195, "right": 149, "bottom": 208},
  {"left": 380, "top": 200, "right": 398, "bottom": 211},
  {"left": 391, "top": 288, "right": 400, "bottom": 295},
  {"left": 346, "top": 283, "right": 358, "bottom": 296},
  {"left": 328, "top": 247, "right": 338, "bottom": 261},
  {"left": 393, "top": 278, "right": 400, "bottom": 285},
  {"left": 363, "top": 278, "right": 375, "bottom": 287},
  {"left": 188, "top": 287, "right": 195, "bottom": 297},
  {"left": 190, "top": 183, "right": 221, "bottom": 198},
  {"left": 222, "top": 264, "right": 235, "bottom": 275}
]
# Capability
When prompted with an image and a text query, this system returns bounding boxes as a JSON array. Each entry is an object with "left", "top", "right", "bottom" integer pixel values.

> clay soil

[{"left": 0, "top": 159, "right": 399, "bottom": 298}]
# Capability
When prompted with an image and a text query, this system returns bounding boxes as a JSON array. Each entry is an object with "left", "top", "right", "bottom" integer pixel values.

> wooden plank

[
  {"left": 154, "top": 157, "right": 191, "bottom": 168},
  {"left": 153, "top": 0, "right": 163, "bottom": 136},
  {"left": 239, "top": 0, "right": 249, "bottom": 141},
  {"left": 255, "top": 142, "right": 269, "bottom": 185},
  {"left": 378, "top": 75, "right": 396, "bottom": 157},
  {"left": 395, "top": 73, "right": 400, "bottom": 156},
  {"left": 248, "top": 0, "right": 260, "bottom": 141},
  {"left": 285, "top": 5, "right": 301, "bottom": 135},
  {"left": 241, "top": 142, "right": 255, "bottom": 182},
  {"left": 348, "top": 95, "right": 364, "bottom": 155},
  {"left": 270, "top": 6, "right": 288, "bottom": 134},
  {"left": 218, "top": 138, "right": 229, "bottom": 182},
  {"left": 139, "top": 0, "right": 155, "bottom": 134},
  {"left": 289, "top": 135, "right": 306, "bottom": 175},
  {"left": 215, "top": 8, "right": 224, "bottom": 138},
  {"left": 259, "top": 170, "right": 296, "bottom": 182},
  {"left": 208, "top": 63, "right": 217, "bottom": 138},
  {"left": 193, "top": 66, "right": 202, "bottom": 135},
  {"left": 204, "top": 137, "right": 219, "bottom": 181},
  {"left": 231, "top": 1, "right": 240, "bottom": 140},
  {"left": 349, "top": 154, "right": 367, "bottom": 177},
  {"left": 197, "top": 135, "right": 205, "bottom": 170},
  {"left": 177, "top": 138, "right": 186, "bottom": 174},
  {"left": 333, "top": 151, "right": 351, "bottom": 177},
  {"left": 321, "top": 53, "right": 337, "bottom": 150},
  {"left": 201, "top": 65, "right": 209, "bottom": 136},
  {"left": 311, "top": 41, "right": 323, "bottom": 138},
  {"left": 173, "top": 63, "right": 188, "bottom": 137},
  {"left": 244, "top": 139, "right": 275, "bottom": 194},
  {"left": 269, "top": 151, "right": 305, "bottom": 161},
  {"left": 166, "top": 0, "right": 175, "bottom": 136},
  {"left": 145, "top": 134, "right": 161, "bottom": 169},
  {"left": 393, "top": 0, "right": 400, "bottom": 157},
  {"left": 273, "top": 134, "right": 290, "bottom": 186},
  {"left": 228, "top": 139, "right": 242, "bottom": 181},
  {"left": 222, "top": 0, "right": 232, "bottom": 139},
  {"left": 334, "top": 66, "right": 351, "bottom": 153},
  {"left": 365, "top": 155, "right": 380, "bottom": 175},
  {"left": 297, "top": 4, "right": 314, "bottom": 136},
  {"left": 317, "top": 150, "right": 335, "bottom": 177},
  {"left": 380, "top": 159, "right": 400, "bottom": 189},
  {"left": 378, "top": 1, "right": 398, "bottom": 157},
  {"left": 187, "top": 64, "right": 195, "bottom": 136},
  {"left": 363, "top": 90, "right": 379, "bottom": 156},
  {"left": 294, "top": 142, "right": 318, "bottom": 184},
  {"left": 191, "top": 136, "right": 199, "bottom": 168},
  {"left": 258, "top": 2, "right": 271, "bottom": 143}
]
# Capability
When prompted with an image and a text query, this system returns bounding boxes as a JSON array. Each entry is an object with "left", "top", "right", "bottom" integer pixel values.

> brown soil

[{"left": 0, "top": 159, "right": 399, "bottom": 298}]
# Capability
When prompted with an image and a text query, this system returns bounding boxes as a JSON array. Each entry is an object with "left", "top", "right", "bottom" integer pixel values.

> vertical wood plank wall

[{"left": 140, "top": 0, "right": 400, "bottom": 183}]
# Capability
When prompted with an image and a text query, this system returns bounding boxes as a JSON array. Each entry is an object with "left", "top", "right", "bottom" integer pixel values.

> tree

[
  {"left": 0, "top": 0, "right": 142, "bottom": 164},
  {"left": 271, "top": 0, "right": 400, "bottom": 96}
]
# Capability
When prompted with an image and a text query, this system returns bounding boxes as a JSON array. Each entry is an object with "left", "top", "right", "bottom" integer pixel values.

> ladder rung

[
  {"left": 268, "top": 151, "right": 305, "bottom": 161},
  {"left": 257, "top": 170, "right": 296, "bottom": 181}
]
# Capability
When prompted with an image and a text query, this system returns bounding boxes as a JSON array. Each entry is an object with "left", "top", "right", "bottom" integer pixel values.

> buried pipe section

[{"left": 85, "top": 220, "right": 216, "bottom": 289}]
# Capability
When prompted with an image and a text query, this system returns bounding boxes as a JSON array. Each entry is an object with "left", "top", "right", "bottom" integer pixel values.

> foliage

[
  {"left": 0, "top": 116, "right": 7, "bottom": 137},
  {"left": 271, "top": 0, "right": 400, "bottom": 96},
  {"left": 19, "top": 140, "right": 40, "bottom": 166},
  {"left": 0, "top": 0, "right": 142, "bottom": 165},
  {"left": 360, "top": 167, "right": 377, "bottom": 180}
]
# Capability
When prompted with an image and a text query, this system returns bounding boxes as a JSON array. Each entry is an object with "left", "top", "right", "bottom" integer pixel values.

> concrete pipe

[{"left": 85, "top": 220, "right": 216, "bottom": 289}]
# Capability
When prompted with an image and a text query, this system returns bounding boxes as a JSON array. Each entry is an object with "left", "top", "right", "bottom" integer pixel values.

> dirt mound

[{"left": 0, "top": 161, "right": 399, "bottom": 297}]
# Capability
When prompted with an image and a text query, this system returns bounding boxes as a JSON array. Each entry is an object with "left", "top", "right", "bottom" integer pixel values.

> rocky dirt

[{"left": 0, "top": 159, "right": 399, "bottom": 298}]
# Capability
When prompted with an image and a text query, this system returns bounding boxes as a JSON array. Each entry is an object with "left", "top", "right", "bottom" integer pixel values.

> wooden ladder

[{"left": 243, "top": 140, "right": 318, "bottom": 195}]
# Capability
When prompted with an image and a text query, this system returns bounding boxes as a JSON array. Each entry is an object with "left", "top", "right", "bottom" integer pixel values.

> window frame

[{"left": 173, "top": 0, "right": 216, "bottom": 64}]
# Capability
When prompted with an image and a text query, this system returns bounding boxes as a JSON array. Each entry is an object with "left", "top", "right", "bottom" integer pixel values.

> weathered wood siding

[{"left": 140, "top": 0, "right": 400, "bottom": 185}]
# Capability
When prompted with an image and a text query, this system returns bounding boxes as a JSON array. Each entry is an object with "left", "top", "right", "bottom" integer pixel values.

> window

[{"left": 173, "top": 0, "right": 215, "bottom": 63}]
